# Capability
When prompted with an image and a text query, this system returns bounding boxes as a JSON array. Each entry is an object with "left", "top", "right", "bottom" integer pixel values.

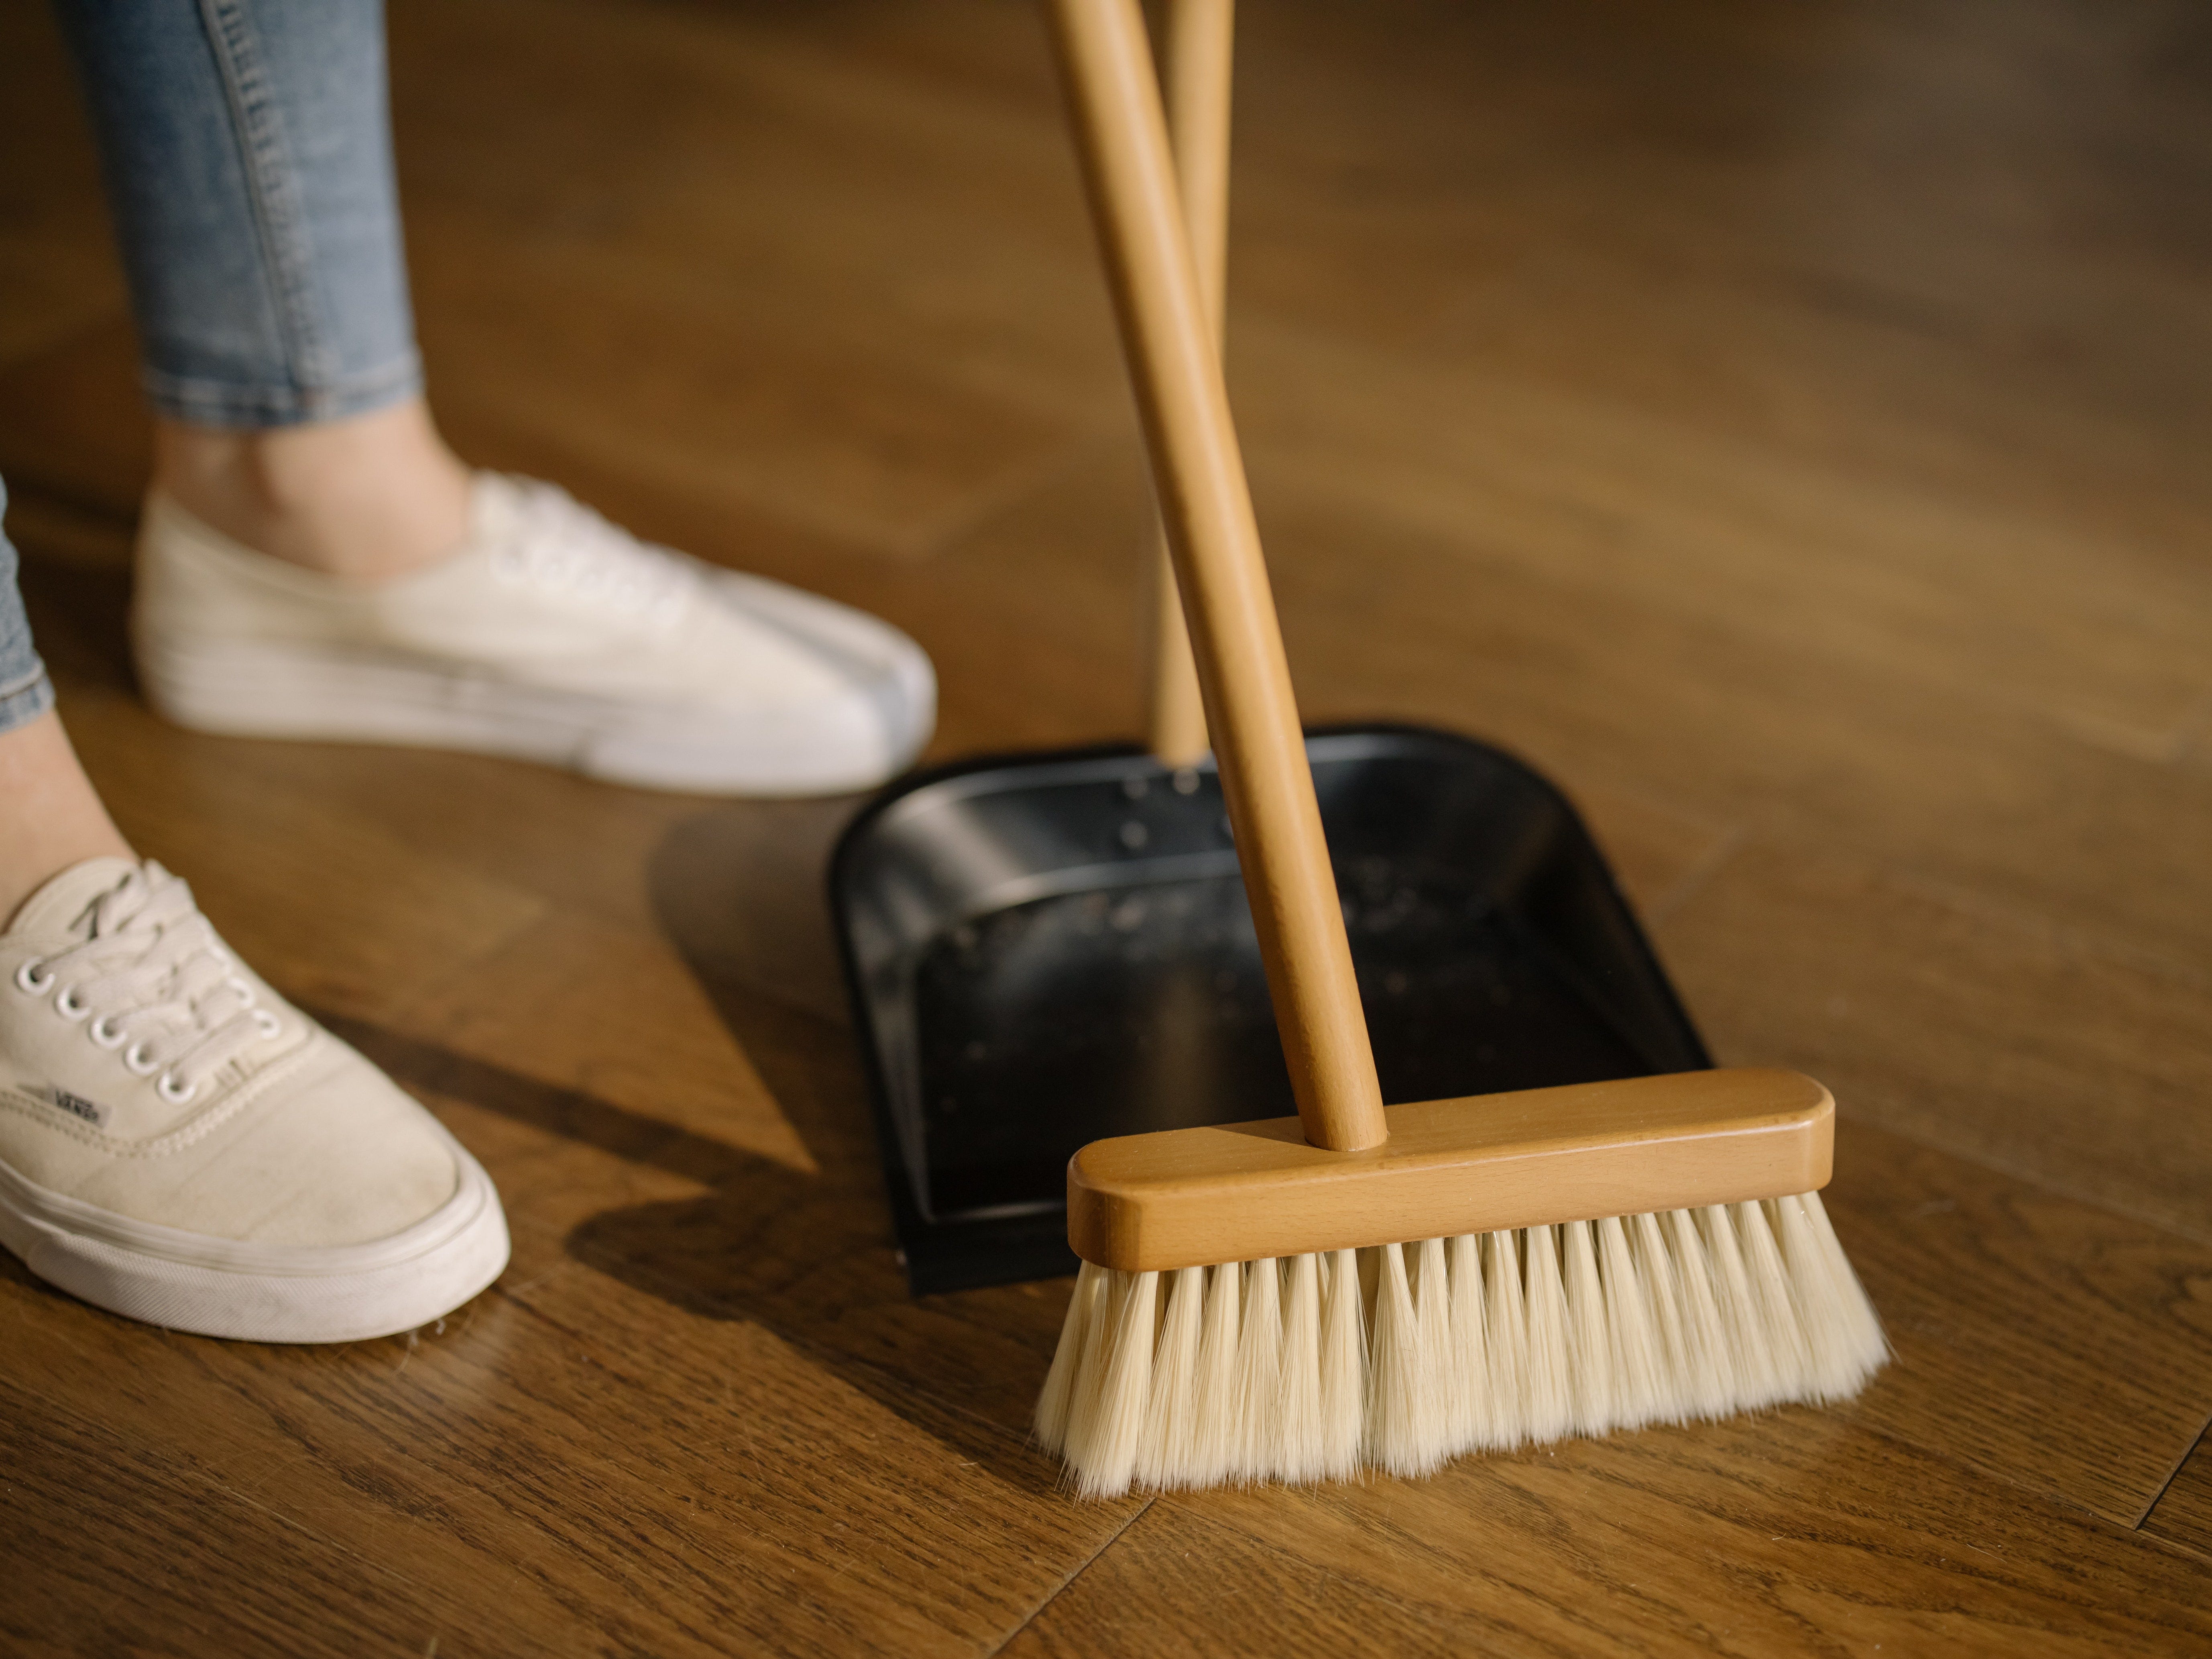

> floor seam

[
  {"left": 2134, "top": 1407, "right": 2212, "bottom": 1530},
  {"left": 978, "top": 1495, "right": 1154, "bottom": 1657}
]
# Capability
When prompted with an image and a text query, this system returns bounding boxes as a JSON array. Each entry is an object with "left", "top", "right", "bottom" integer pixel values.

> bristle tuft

[
  {"left": 1317, "top": 1248, "right": 1365, "bottom": 1478},
  {"left": 1189, "top": 1260, "right": 1242, "bottom": 1488},
  {"left": 1482, "top": 1229, "right": 1528, "bottom": 1449},
  {"left": 1075, "top": 1270, "right": 1157, "bottom": 1498},
  {"left": 1772, "top": 1192, "right": 1888, "bottom": 1399},
  {"left": 1137, "top": 1266, "right": 1204, "bottom": 1488},
  {"left": 1036, "top": 1260, "right": 1104, "bottom": 1455},
  {"left": 1278, "top": 1254, "right": 1325, "bottom": 1482},
  {"left": 1598, "top": 1215, "right": 1668, "bottom": 1429},
  {"left": 1234, "top": 1258, "right": 1284, "bottom": 1482},
  {"left": 1445, "top": 1234, "right": 1487, "bottom": 1453},
  {"left": 1521, "top": 1224, "right": 1573, "bottom": 1443}
]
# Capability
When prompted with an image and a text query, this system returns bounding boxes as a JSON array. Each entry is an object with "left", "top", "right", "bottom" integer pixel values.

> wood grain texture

[{"left": 3, "top": 0, "right": 2211, "bottom": 1651}]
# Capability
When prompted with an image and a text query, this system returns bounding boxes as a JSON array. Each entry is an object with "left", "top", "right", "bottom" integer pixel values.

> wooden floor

[{"left": 6, "top": 0, "right": 2212, "bottom": 1652}]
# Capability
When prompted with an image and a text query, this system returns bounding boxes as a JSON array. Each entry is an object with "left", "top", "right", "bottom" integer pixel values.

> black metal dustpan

[{"left": 828, "top": 3, "right": 1710, "bottom": 1295}]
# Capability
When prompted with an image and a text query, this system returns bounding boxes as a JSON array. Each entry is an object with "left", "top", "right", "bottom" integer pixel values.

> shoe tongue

[{"left": 4, "top": 857, "right": 144, "bottom": 940}]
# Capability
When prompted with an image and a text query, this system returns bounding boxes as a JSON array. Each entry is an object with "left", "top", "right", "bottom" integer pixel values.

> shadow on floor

[{"left": 327, "top": 1006, "right": 1061, "bottom": 1487}]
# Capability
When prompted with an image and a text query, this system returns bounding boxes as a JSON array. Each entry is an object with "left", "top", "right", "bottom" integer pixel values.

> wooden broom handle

[
  {"left": 1145, "top": 0, "right": 1231, "bottom": 767},
  {"left": 1049, "top": 0, "right": 1389, "bottom": 1154}
]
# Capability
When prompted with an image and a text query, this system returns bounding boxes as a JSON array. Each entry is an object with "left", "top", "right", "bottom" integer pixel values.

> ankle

[
  {"left": 152, "top": 399, "right": 474, "bottom": 584},
  {"left": 0, "top": 711, "right": 134, "bottom": 928}
]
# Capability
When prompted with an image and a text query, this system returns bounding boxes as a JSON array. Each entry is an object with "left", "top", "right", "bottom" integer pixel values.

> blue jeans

[{"left": 1, "top": 0, "right": 415, "bottom": 735}]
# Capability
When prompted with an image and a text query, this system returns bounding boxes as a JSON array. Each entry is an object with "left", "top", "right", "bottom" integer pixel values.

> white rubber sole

[
  {"left": 0, "top": 1138, "right": 510, "bottom": 1344},
  {"left": 135, "top": 631, "right": 932, "bottom": 797}
]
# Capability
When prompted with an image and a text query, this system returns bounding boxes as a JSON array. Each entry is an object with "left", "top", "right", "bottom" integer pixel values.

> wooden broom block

[{"left": 1067, "top": 1068, "right": 1836, "bottom": 1272}]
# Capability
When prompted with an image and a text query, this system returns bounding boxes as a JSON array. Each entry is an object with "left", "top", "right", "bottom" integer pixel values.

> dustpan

[{"left": 830, "top": 2, "right": 1710, "bottom": 1295}]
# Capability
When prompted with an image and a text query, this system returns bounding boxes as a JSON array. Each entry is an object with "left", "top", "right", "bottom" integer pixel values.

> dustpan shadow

[{"left": 587, "top": 798, "right": 1076, "bottom": 1479}]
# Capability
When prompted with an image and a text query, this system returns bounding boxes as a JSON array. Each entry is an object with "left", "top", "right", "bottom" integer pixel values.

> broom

[{"left": 1033, "top": 0, "right": 1887, "bottom": 1498}]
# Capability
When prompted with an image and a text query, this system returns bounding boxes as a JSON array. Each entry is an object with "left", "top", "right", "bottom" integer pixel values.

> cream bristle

[
  {"left": 1663, "top": 1205, "right": 1737, "bottom": 1414},
  {"left": 1445, "top": 1234, "right": 1488, "bottom": 1452},
  {"left": 1062, "top": 1266, "right": 1123, "bottom": 1468},
  {"left": 1735, "top": 1199, "right": 1813, "bottom": 1398},
  {"left": 1798, "top": 1190, "right": 1887, "bottom": 1374},
  {"left": 1597, "top": 1214, "right": 1669, "bottom": 1429},
  {"left": 1044, "top": 1191, "right": 1888, "bottom": 1496},
  {"left": 1317, "top": 1248, "right": 1366, "bottom": 1478},
  {"left": 1520, "top": 1224, "right": 1574, "bottom": 1443},
  {"left": 1561, "top": 1220, "right": 1614, "bottom": 1435},
  {"left": 1406, "top": 1238, "right": 1453, "bottom": 1471},
  {"left": 1697, "top": 1202, "right": 1780, "bottom": 1410},
  {"left": 1137, "top": 1266, "right": 1205, "bottom": 1488},
  {"left": 1637, "top": 1212, "right": 1699, "bottom": 1424},
  {"left": 1770, "top": 1195, "right": 1887, "bottom": 1400},
  {"left": 1074, "top": 1270, "right": 1157, "bottom": 1498},
  {"left": 1189, "top": 1261, "right": 1243, "bottom": 1487},
  {"left": 1036, "top": 1260, "right": 1105, "bottom": 1455},
  {"left": 1482, "top": 1229, "right": 1529, "bottom": 1448},
  {"left": 1278, "top": 1253, "right": 1325, "bottom": 1482},
  {"left": 1629, "top": 1212, "right": 1690, "bottom": 1403},
  {"left": 1367, "top": 1242, "right": 1441, "bottom": 1476},
  {"left": 1233, "top": 1258, "right": 1284, "bottom": 1482}
]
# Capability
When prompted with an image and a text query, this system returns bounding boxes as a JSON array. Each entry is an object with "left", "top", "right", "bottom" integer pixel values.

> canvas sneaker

[
  {"left": 0, "top": 857, "right": 509, "bottom": 1342},
  {"left": 132, "top": 472, "right": 936, "bottom": 795}
]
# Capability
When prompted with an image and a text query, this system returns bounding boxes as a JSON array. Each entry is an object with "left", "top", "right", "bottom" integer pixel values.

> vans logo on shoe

[{"left": 28, "top": 1084, "right": 108, "bottom": 1128}]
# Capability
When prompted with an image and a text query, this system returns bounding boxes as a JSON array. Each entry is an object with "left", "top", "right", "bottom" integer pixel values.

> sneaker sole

[
  {"left": 136, "top": 632, "right": 928, "bottom": 797},
  {"left": 0, "top": 1137, "right": 511, "bottom": 1344}
]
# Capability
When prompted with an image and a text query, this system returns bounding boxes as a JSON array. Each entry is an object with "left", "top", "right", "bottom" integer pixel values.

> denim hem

[
  {"left": 0, "top": 662, "right": 56, "bottom": 737},
  {"left": 141, "top": 350, "right": 423, "bottom": 430}
]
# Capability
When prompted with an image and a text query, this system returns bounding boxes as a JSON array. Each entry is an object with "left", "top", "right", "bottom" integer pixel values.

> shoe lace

[
  {"left": 488, "top": 477, "right": 696, "bottom": 627},
  {"left": 14, "top": 865, "right": 281, "bottom": 1107}
]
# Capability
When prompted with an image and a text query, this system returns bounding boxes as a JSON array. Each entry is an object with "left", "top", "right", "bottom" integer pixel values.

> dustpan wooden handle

[
  {"left": 1145, "top": 0, "right": 1231, "bottom": 767},
  {"left": 1048, "top": 0, "right": 1389, "bottom": 1154}
]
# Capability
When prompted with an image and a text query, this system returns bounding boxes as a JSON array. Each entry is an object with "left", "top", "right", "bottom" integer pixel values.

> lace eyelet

[
  {"left": 13, "top": 958, "right": 55, "bottom": 996},
  {"left": 90, "top": 1014, "right": 128, "bottom": 1050},
  {"left": 254, "top": 1010, "right": 282, "bottom": 1039},
  {"left": 156, "top": 1071, "right": 197, "bottom": 1106},
  {"left": 123, "top": 1041, "right": 161, "bottom": 1077},
  {"left": 227, "top": 974, "right": 258, "bottom": 1009},
  {"left": 55, "top": 985, "right": 92, "bottom": 1021}
]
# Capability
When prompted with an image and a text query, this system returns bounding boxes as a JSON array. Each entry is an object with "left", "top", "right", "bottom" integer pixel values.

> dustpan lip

[{"left": 828, "top": 719, "right": 1574, "bottom": 879}]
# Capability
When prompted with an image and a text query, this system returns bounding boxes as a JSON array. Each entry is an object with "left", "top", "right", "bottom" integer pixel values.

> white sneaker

[
  {"left": 132, "top": 473, "right": 936, "bottom": 795},
  {"left": 0, "top": 858, "right": 509, "bottom": 1342}
]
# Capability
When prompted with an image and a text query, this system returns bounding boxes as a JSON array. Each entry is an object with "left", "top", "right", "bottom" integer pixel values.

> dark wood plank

[{"left": 0, "top": 1374, "right": 471, "bottom": 1659}]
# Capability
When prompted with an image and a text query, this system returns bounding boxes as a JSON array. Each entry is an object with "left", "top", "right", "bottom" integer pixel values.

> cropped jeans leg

[
  {"left": 51, "top": 0, "right": 421, "bottom": 428},
  {"left": 0, "top": 483, "right": 55, "bottom": 737}
]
